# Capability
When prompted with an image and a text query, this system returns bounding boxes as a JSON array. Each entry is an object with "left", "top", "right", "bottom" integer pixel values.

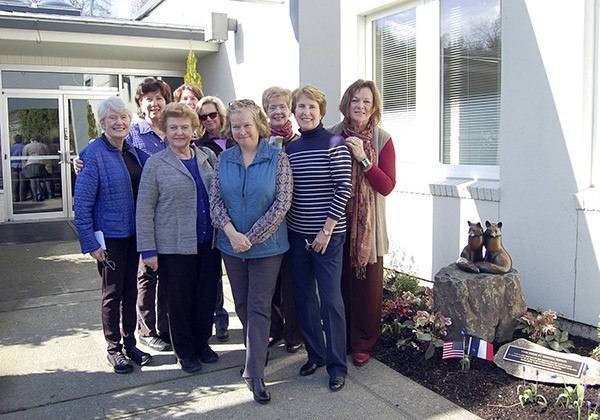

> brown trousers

[{"left": 341, "top": 234, "right": 384, "bottom": 355}]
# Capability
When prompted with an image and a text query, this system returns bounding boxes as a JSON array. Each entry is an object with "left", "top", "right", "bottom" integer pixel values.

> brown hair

[
  {"left": 338, "top": 79, "right": 382, "bottom": 126},
  {"left": 134, "top": 78, "right": 173, "bottom": 116},
  {"left": 223, "top": 99, "right": 270, "bottom": 141},
  {"left": 158, "top": 102, "right": 200, "bottom": 133},
  {"left": 291, "top": 84, "right": 327, "bottom": 118},
  {"left": 173, "top": 83, "right": 204, "bottom": 103}
]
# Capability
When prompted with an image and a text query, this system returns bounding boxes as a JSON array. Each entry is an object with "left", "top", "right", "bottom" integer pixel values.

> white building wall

[
  {"left": 144, "top": 0, "right": 300, "bottom": 105},
  {"left": 501, "top": 0, "right": 598, "bottom": 324}
]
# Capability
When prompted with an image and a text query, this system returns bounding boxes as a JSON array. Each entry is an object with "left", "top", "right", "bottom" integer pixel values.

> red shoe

[{"left": 352, "top": 352, "right": 370, "bottom": 366}]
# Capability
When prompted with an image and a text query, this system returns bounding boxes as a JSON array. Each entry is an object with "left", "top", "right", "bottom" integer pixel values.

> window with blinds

[
  {"left": 373, "top": 8, "right": 417, "bottom": 152},
  {"left": 441, "top": 0, "right": 501, "bottom": 165}
]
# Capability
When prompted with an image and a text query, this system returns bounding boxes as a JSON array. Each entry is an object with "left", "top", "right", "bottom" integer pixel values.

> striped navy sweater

[{"left": 285, "top": 123, "right": 352, "bottom": 235}]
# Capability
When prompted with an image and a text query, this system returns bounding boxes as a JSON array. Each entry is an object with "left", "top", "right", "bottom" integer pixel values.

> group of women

[{"left": 73, "top": 77, "right": 396, "bottom": 405}]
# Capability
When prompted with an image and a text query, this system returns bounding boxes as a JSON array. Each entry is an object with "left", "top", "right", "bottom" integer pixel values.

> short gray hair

[{"left": 98, "top": 96, "right": 132, "bottom": 122}]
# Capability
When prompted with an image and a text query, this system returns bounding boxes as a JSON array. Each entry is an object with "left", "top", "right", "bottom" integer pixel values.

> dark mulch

[{"left": 373, "top": 332, "right": 599, "bottom": 419}]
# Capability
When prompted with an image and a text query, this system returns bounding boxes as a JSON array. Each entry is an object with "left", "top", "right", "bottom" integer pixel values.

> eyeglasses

[
  {"left": 101, "top": 250, "right": 116, "bottom": 271},
  {"left": 199, "top": 112, "right": 218, "bottom": 121}
]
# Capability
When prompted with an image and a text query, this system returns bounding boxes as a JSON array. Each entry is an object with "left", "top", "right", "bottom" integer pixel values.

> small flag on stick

[
  {"left": 442, "top": 339, "right": 465, "bottom": 359},
  {"left": 467, "top": 336, "right": 494, "bottom": 361}
]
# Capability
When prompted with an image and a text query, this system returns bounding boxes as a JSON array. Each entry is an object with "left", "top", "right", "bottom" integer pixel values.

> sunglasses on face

[{"left": 199, "top": 112, "right": 218, "bottom": 121}]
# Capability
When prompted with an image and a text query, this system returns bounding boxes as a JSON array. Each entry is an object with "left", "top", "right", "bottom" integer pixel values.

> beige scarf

[{"left": 344, "top": 119, "right": 375, "bottom": 279}]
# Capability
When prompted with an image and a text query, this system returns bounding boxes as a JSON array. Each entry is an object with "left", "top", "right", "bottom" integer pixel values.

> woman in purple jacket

[{"left": 74, "top": 96, "right": 150, "bottom": 375}]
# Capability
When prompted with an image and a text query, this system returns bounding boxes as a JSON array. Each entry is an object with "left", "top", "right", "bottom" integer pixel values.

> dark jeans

[
  {"left": 98, "top": 236, "right": 139, "bottom": 354},
  {"left": 288, "top": 230, "right": 348, "bottom": 378},
  {"left": 158, "top": 243, "right": 221, "bottom": 360}
]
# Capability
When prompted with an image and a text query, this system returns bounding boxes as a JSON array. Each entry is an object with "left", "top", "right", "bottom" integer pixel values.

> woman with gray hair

[{"left": 74, "top": 96, "right": 151, "bottom": 374}]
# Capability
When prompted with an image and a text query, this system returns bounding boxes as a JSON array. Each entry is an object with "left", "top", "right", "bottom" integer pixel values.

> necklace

[{"left": 174, "top": 147, "right": 194, "bottom": 160}]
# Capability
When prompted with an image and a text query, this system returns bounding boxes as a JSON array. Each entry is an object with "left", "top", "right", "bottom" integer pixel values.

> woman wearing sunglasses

[
  {"left": 74, "top": 96, "right": 151, "bottom": 375},
  {"left": 193, "top": 96, "right": 235, "bottom": 343}
]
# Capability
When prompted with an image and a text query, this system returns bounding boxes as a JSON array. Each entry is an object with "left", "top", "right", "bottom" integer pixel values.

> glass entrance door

[
  {"left": 5, "top": 94, "right": 108, "bottom": 220},
  {"left": 8, "top": 97, "right": 63, "bottom": 217}
]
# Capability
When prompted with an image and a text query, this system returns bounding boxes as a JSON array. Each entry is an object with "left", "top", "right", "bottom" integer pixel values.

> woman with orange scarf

[{"left": 329, "top": 80, "right": 396, "bottom": 367}]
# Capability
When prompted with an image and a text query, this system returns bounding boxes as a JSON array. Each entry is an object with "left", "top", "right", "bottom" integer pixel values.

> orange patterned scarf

[{"left": 344, "top": 119, "right": 375, "bottom": 279}]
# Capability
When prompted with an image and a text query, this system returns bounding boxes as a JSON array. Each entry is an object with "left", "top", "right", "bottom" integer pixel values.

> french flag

[{"left": 467, "top": 337, "right": 494, "bottom": 361}]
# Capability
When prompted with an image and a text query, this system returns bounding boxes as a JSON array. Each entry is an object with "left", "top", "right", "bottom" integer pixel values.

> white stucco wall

[
  {"left": 501, "top": 0, "right": 598, "bottom": 325},
  {"left": 143, "top": 0, "right": 300, "bottom": 105}
]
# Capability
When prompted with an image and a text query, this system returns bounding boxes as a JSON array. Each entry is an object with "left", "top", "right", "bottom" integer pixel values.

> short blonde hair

[
  {"left": 196, "top": 96, "right": 227, "bottom": 135},
  {"left": 291, "top": 84, "right": 327, "bottom": 118},
  {"left": 223, "top": 99, "right": 270, "bottom": 141},
  {"left": 262, "top": 86, "right": 292, "bottom": 112},
  {"left": 158, "top": 102, "right": 200, "bottom": 133}
]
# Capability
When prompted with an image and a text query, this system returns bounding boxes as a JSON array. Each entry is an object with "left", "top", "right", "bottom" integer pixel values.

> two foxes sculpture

[{"left": 456, "top": 221, "right": 512, "bottom": 274}]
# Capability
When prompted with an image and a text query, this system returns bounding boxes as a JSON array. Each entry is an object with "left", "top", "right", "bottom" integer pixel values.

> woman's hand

[
  {"left": 229, "top": 231, "right": 253, "bottom": 253},
  {"left": 345, "top": 136, "right": 367, "bottom": 161},
  {"left": 143, "top": 256, "right": 158, "bottom": 272},
  {"left": 223, "top": 222, "right": 252, "bottom": 253},
  {"left": 73, "top": 156, "right": 84, "bottom": 175},
  {"left": 90, "top": 247, "right": 105, "bottom": 262},
  {"left": 311, "top": 230, "right": 331, "bottom": 255}
]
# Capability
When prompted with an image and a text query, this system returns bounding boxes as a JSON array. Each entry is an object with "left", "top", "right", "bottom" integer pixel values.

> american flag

[{"left": 442, "top": 339, "right": 465, "bottom": 359}]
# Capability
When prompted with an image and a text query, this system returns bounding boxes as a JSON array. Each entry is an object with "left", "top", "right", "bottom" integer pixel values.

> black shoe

[
  {"left": 139, "top": 335, "right": 172, "bottom": 352},
  {"left": 268, "top": 336, "right": 282, "bottom": 347},
  {"left": 124, "top": 346, "right": 152, "bottom": 366},
  {"left": 329, "top": 376, "right": 345, "bottom": 392},
  {"left": 244, "top": 378, "right": 271, "bottom": 404},
  {"left": 286, "top": 343, "right": 303, "bottom": 354},
  {"left": 299, "top": 361, "right": 325, "bottom": 377},
  {"left": 107, "top": 351, "right": 133, "bottom": 374},
  {"left": 198, "top": 345, "right": 219, "bottom": 363},
  {"left": 179, "top": 357, "right": 202, "bottom": 373},
  {"left": 216, "top": 328, "right": 230, "bottom": 342}
]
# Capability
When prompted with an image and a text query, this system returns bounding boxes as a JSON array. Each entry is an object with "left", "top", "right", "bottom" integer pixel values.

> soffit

[{"left": 0, "top": 10, "right": 218, "bottom": 64}]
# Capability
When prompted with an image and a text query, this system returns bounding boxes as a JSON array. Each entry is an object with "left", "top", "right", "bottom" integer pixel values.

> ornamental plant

[
  {"left": 517, "top": 368, "right": 547, "bottom": 407},
  {"left": 591, "top": 316, "right": 600, "bottom": 361},
  {"left": 519, "top": 308, "right": 574, "bottom": 353},
  {"left": 381, "top": 282, "right": 452, "bottom": 359}
]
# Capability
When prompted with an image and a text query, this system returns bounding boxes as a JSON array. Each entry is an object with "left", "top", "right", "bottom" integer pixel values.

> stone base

[{"left": 434, "top": 263, "right": 527, "bottom": 344}]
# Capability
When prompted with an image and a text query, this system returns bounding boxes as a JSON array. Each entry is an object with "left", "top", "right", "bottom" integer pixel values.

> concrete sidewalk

[{"left": 0, "top": 239, "right": 481, "bottom": 419}]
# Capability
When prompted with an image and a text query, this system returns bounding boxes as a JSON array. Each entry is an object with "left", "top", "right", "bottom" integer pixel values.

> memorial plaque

[
  {"left": 503, "top": 345, "right": 584, "bottom": 378},
  {"left": 494, "top": 338, "right": 600, "bottom": 385}
]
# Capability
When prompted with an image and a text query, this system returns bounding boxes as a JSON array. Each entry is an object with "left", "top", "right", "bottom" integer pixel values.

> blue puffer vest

[
  {"left": 74, "top": 137, "right": 145, "bottom": 254},
  {"left": 216, "top": 138, "right": 289, "bottom": 258}
]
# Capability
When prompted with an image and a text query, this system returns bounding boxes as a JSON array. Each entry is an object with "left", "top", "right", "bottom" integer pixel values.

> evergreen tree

[{"left": 184, "top": 44, "right": 203, "bottom": 90}]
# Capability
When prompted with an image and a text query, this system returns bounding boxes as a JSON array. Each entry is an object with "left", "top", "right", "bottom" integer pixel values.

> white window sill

[{"left": 428, "top": 178, "right": 500, "bottom": 201}]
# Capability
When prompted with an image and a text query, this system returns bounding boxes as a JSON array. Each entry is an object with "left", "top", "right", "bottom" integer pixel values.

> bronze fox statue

[
  {"left": 475, "top": 221, "right": 512, "bottom": 274},
  {"left": 456, "top": 221, "right": 484, "bottom": 273}
]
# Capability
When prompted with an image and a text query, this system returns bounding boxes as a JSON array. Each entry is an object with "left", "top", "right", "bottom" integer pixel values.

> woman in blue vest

[{"left": 210, "top": 99, "right": 293, "bottom": 404}]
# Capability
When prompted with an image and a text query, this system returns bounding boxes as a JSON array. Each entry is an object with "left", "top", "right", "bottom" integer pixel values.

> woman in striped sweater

[{"left": 286, "top": 85, "right": 352, "bottom": 393}]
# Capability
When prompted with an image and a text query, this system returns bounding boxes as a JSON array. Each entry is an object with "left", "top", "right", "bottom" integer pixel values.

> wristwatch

[
  {"left": 360, "top": 157, "right": 372, "bottom": 169},
  {"left": 321, "top": 227, "right": 332, "bottom": 237}
]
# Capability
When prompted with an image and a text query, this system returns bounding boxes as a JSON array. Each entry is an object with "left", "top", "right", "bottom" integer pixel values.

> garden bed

[{"left": 374, "top": 272, "right": 600, "bottom": 419}]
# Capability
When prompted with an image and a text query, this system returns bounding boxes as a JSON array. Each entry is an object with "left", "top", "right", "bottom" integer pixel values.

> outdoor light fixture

[{"left": 207, "top": 12, "right": 238, "bottom": 43}]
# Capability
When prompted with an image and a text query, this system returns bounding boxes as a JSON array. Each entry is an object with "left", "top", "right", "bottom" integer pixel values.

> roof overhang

[{"left": 0, "top": 10, "right": 218, "bottom": 65}]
